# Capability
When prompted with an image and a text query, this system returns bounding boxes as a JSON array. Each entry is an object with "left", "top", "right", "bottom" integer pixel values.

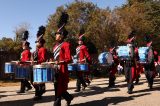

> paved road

[{"left": 1, "top": 74, "right": 160, "bottom": 106}]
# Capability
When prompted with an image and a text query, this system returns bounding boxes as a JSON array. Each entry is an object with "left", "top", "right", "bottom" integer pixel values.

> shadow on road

[
  {"left": 73, "top": 93, "right": 151, "bottom": 106},
  {"left": 0, "top": 95, "right": 55, "bottom": 106}
]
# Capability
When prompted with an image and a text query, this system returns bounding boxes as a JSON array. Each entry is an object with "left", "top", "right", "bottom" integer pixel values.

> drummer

[
  {"left": 108, "top": 45, "right": 119, "bottom": 88},
  {"left": 125, "top": 31, "right": 137, "bottom": 94},
  {"left": 32, "top": 26, "right": 47, "bottom": 101},
  {"left": 143, "top": 34, "right": 158, "bottom": 89},
  {"left": 17, "top": 31, "right": 32, "bottom": 93},
  {"left": 52, "top": 12, "right": 73, "bottom": 106},
  {"left": 75, "top": 28, "right": 91, "bottom": 92}
]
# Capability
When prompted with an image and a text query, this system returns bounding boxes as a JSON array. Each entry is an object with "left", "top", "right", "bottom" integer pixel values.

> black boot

[
  {"left": 80, "top": 77, "right": 87, "bottom": 91},
  {"left": 33, "top": 84, "right": 42, "bottom": 101},
  {"left": 75, "top": 79, "right": 81, "bottom": 92},
  {"left": 17, "top": 79, "right": 25, "bottom": 93},
  {"left": 108, "top": 76, "right": 115, "bottom": 88},
  {"left": 24, "top": 79, "right": 32, "bottom": 91},
  {"left": 135, "top": 78, "right": 139, "bottom": 85},
  {"left": 127, "top": 83, "right": 134, "bottom": 94},
  {"left": 62, "top": 92, "right": 74, "bottom": 106},
  {"left": 149, "top": 77, "right": 153, "bottom": 89},
  {"left": 54, "top": 97, "right": 61, "bottom": 106}
]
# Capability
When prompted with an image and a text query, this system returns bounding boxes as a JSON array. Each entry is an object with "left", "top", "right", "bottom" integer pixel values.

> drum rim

[
  {"left": 5, "top": 62, "right": 15, "bottom": 65},
  {"left": 68, "top": 63, "right": 77, "bottom": 65},
  {"left": 77, "top": 63, "right": 88, "bottom": 65},
  {"left": 33, "top": 64, "right": 51, "bottom": 68}
]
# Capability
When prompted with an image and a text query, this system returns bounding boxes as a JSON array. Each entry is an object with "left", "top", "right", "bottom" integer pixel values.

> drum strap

[
  {"left": 76, "top": 46, "right": 82, "bottom": 59},
  {"left": 33, "top": 50, "right": 38, "bottom": 61},
  {"left": 53, "top": 42, "right": 63, "bottom": 60}
]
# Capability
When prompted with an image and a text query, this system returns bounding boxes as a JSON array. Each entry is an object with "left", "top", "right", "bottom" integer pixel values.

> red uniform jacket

[
  {"left": 109, "top": 49, "right": 119, "bottom": 76},
  {"left": 135, "top": 47, "right": 143, "bottom": 76},
  {"left": 21, "top": 49, "right": 31, "bottom": 62},
  {"left": 37, "top": 47, "right": 47, "bottom": 64},
  {"left": 77, "top": 45, "right": 91, "bottom": 63},
  {"left": 53, "top": 42, "right": 72, "bottom": 96}
]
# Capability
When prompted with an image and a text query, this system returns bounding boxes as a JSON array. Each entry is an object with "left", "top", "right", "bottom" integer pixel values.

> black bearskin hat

[
  {"left": 145, "top": 33, "right": 152, "bottom": 43},
  {"left": 35, "top": 25, "right": 46, "bottom": 43},
  {"left": 128, "top": 30, "right": 136, "bottom": 39},
  {"left": 55, "top": 12, "right": 69, "bottom": 38},
  {"left": 22, "top": 30, "right": 29, "bottom": 41}
]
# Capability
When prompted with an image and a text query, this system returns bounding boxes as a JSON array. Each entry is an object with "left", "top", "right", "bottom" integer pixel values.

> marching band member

[
  {"left": 143, "top": 34, "right": 158, "bottom": 89},
  {"left": 125, "top": 31, "right": 137, "bottom": 94},
  {"left": 53, "top": 12, "right": 73, "bottom": 106},
  {"left": 75, "top": 28, "right": 91, "bottom": 92},
  {"left": 32, "top": 26, "right": 47, "bottom": 100},
  {"left": 17, "top": 31, "right": 32, "bottom": 93},
  {"left": 108, "top": 46, "right": 119, "bottom": 88}
]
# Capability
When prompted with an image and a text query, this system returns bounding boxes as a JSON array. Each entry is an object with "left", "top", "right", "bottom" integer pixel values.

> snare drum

[
  {"left": 15, "top": 65, "right": 31, "bottom": 79},
  {"left": 33, "top": 64, "right": 54, "bottom": 83},
  {"left": 138, "top": 47, "right": 154, "bottom": 64},
  {"left": 98, "top": 52, "right": 113, "bottom": 66},
  {"left": 116, "top": 45, "right": 134, "bottom": 60},
  {"left": 77, "top": 63, "right": 88, "bottom": 71},
  {"left": 5, "top": 62, "right": 16, "bottom": 74},
  {"left": 68, "top": 63, "right": 77, "bottom": 71}
]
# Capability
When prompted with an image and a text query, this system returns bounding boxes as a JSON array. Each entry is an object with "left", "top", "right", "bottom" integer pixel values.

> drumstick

[
  {"left": 41, "top": 61, "right": 64, "bottom": 65},
  {"left": 79, "top": 59, "right": 86, "bottom": 62},
  {"left": 26, "top": 61, "right": 37, "bottom": 63},
  {"left": 11, "top": 61, "right": 37, "bottom": 63},
  {"left": 11, "top": 61, "right": 19, "bottom": 63}
]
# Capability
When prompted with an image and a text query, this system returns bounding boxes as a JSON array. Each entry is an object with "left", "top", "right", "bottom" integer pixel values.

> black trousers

[
  {"left": 108, "top": 74, "right": 116, "bottom": 87},
  {"left": 54, "top": 73, "right": 73, "bottom": 106},
  {"left": 76, "top": 72, "right": 87, "bottom": 90},
  {"left": 144, "top": 63, "right": 155, "bottom": 87},
  {"left": 20, "top": 79, "right": 32, "bottom": 91},
  {"left": 54, "top": 91, "right": 73, "bottom": 106}
]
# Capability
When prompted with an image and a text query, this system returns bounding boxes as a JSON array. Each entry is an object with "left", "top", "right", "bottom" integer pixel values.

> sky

[{"left": 0, "top": 0, "right": 127, "bottom": 51}]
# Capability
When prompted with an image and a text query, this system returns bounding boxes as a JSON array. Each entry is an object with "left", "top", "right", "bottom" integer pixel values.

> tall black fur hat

[
  {"left": 55, "top": 12, "right": 69, "bottom": 38},
  {"left": 22, "top": 30, "right": 29, "bottom": 41},
  {"left": 35, "top": 25, "right": 46, "bottom": 43}
]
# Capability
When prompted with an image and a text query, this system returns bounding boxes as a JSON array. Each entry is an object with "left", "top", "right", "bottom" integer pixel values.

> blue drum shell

[
  {"left": 68, "top": 64, "right": 77, "bottom": 71},
  {"left": 138, "top": 47, "right": 150, "bottom": 63},
  {"left": 15, "top": 65, "right": 30, "bottom": 79},
  {"left": 78, "top": 64, "right": 88, "bottom": 72},
  {"left": 33, "top": 65, "right": 54, "bottom": 83},
  {"left": 5, "top": 63, "right": 15, "bottom": 74}
]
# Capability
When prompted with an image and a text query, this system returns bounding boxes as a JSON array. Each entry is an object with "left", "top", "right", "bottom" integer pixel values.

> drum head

[
  {"left": 106, "top": 52, "right": 113, "bottom": 64},
  {"left": 98, "top": 52, "right": 107, "bottom": 64},
  {"left": 117, "top": 45, "right": 133, "bottom": 59}
]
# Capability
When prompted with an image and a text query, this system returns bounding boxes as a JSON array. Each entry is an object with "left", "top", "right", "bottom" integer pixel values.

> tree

[
  {"left": 45, "top": 1, "right": 119, "bottom": 53},
  {"left": 13, "top": 23, "right": 30, "bottom": 42},
  {"left": 44, "top": 0, "right": 160, "bottom": 54},
  {"left": 0, "top": 37, "right": 22, "bottom": 54}
]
